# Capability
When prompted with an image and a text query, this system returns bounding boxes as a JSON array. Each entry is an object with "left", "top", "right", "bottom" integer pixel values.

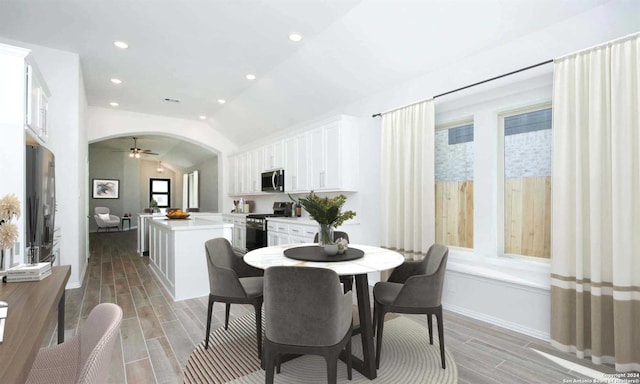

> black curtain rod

[{"left": 371, "top": 59, "right": 553, "bottom": 118}]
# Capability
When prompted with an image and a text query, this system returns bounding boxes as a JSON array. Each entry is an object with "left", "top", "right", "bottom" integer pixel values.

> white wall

[
  {"left": 86, "top": 107, "right": 238, "bottom": 213},
  {"left": 31, "top": 44, "right": 87, "bottom": 288},
  {"left": 0, "top": 39, "right": 87, "bottom": 288},
  {"left": 184, "top": 157, "right": 219, "bottom": 212},
  {"left": 0, "top": 44, "right": 30, "bottom": 260}
]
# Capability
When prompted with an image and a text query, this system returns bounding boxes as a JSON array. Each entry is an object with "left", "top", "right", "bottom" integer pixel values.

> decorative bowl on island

[{"left": 166, "top": 210, "right": 190, "bottom": 220}]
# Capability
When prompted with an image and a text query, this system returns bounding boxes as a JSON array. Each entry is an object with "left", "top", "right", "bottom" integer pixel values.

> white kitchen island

[
  {"left": 147, "top": 217, "right": 232, "bottom": 301},
  {"left": 138, "top": 212, "right": 225, "bottom": 255}
]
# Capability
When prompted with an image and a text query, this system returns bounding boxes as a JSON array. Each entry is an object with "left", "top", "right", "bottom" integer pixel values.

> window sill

[{"left": 446, "top": 248, "right": 551, "bottom": 291}]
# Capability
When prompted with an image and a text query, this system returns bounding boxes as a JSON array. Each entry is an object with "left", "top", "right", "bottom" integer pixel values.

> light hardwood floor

[{"left": 39, "top": 230, "right": 615, "bottom": 383}]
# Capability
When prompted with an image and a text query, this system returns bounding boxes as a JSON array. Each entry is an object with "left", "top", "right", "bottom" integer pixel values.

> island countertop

[{"left": 149, "top": 217, "right": 232, "bottom": 231}]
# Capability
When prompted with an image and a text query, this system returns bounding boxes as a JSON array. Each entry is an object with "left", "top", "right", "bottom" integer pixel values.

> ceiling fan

[{"left": 128, "top": 137, "right": 158, "bottom": 158}]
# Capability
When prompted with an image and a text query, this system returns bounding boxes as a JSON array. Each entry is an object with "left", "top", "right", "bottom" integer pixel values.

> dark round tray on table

[{"left": 283, "top": 246, "right": 364, "bottom": 262}]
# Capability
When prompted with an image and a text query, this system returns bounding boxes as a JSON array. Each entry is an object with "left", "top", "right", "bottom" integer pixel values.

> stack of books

[{"left": 6, "top": 263, "right": 52, "bottom": 282}]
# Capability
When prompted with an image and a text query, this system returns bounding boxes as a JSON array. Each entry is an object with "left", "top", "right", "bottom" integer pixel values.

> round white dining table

[{"left": 244, "top": 243, "right": 404, "bottom": 380}]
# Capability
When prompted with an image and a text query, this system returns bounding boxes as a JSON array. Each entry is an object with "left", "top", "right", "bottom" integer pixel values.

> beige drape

[
  {"left": 551, "top": 32, "right": 640, "bottom": 372},
  {"left": 380, "top": 99, "right": 435, "bottom": 259}
]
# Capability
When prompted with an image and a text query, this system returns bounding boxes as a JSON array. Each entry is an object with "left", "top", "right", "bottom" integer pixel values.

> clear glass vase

[
  {"left": 318, "top": 224, "right": 334, "bottom": 246},
  {"left": 26, "top": 245, "right": 40, "bottom": 265}
]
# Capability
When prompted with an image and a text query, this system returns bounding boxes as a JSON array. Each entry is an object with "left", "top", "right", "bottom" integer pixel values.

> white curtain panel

[
  {"left": 551, "top": 32, "right": 640, "bottom": 372},
  {"left": 380, "top": 99, "right": 435, "bottom": 259},
  {"left": 183, "top": 173, "right": 188, "bottom": 209}
]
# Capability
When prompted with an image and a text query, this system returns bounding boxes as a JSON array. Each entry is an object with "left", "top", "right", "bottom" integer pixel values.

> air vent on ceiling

[{"left": 163, "top": 97, "right": 181, "bottom": 103}]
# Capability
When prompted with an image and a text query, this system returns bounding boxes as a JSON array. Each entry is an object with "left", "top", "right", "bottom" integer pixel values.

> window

[
  {"left": 187, "top": 170, "right": 199, "bottom": 209},
  {"left": 150, "top": 178, "right": 171, "bottom": 208},
  {"left": 501, "top": 106, "right": 552, "bottom": 258},
  {"left": 435, "top": 121, "right": 474, "bottom": 248}
]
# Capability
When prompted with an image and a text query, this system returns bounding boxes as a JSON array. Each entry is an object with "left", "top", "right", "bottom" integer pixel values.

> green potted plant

[
  {"left": 149, "top": 198, "right": 159, "bottom": 213},
  {"left": 295, "top": 192, "right": 356, "bottom": 252}
]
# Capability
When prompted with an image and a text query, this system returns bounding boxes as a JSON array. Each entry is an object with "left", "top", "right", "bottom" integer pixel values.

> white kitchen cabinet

[
  {"left": 267, "top": 221, "right": 279, "bottom": 246},
  {"left": 309, "top": 117, "right": 359, "bottom": 191},
  {"left": 267, "top": 219, "right": 315, "bottom": 246},
  {"left": 284, "top": 134, "right": 309, "bottom": 193},
  {"left": 238, "top": 152, "right": 250, "bottom": 194},
  {"left": 232, "top": 216, "right": 247, "bottom": 251},
  {"left": 264, "top": 141, "right": 284, "bottom": 170},
  {"left": 25, "top": 60, "right": 50, "bottom": 142},
  {"left": 267, "top": 217, "right": 360, "bottom": 246},
  {"left": 229, "top": 149, "right": 263, "bottom": 196},
  {"left": 267, "top": 221, "right": 288, "bottom": 245},
  {"left": 228, "top": 155, "right": 239, "bottom": 195},
  {"left": 289, "top": 224, "right": 309, "bottom": 244},
  {"left": 228, "top": 115, "right": 360, "bottom": 196},
  {"left": 222, "top": 214, "right": 248, "bottom": 251},
  {"left": 272, "top": 222, "right": 289, "bottom": 245},
  {"left": 248, "top": 148, "right": 263, "bottom": 193}
]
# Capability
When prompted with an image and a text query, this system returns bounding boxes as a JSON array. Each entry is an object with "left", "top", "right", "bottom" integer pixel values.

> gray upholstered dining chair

[
  {"left": 204, "top": 238, "right": 264, "bottom": 358},
  {"left": 94, "top": 207, "right": 120, "bottom": 232},
  {"left": 263, "top": 266, "right": 353, "bottom": 384},
  {"left": 313, "top": 231, "right": 353, "bottom": 293},
  {"left": 373, "top": 243, "right": 449, "bottom": 369},
  {"left": 26, "top": 303, "right": 123, "bottom": 384}
]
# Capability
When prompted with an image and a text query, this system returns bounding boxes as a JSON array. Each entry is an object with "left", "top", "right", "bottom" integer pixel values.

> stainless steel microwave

[{"left": 261, "top": 169, "right": 285, "bottom": 192}]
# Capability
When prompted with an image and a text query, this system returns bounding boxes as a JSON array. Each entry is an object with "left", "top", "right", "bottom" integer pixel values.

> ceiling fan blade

[
  {"left": 141, "top": 152, "right": 159, "bottom": 156},
  {"left": 138, "top": 149, "right": 154, "bottom": 153}
]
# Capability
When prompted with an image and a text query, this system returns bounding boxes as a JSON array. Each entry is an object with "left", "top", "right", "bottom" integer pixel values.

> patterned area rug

[{"left": 184, "top": 313, "right": 458, "bottom": 384}]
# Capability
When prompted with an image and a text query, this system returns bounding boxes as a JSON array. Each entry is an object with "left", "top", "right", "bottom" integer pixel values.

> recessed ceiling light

[
  {"left": 288, "top": 33, "right": 303, "bottom": 42},
  {"left": 109, "top": 102, "right": 119, "bottom": 107},
  {"left": 217, "top": 99, "right": 226, "bottom": 104},
  {"left": 110, "top": 78, "right": 122, "bottom": 84},
  {"left": 245, "top": 74, "right": 256, "bottom": 80},
  {"left": 163, "top": 97, "right": 181, "bottom": 103},
  {"left": 199, "top": 115, "right": 207, "bottom": 120},
  {"left": 113, "top": 41, "right": 129, "bottom": 49}
]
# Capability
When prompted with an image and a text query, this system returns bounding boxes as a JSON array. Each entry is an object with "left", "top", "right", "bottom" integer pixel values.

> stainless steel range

[{"left": 245, "top": 202, "right": 288, "bottom": 251}]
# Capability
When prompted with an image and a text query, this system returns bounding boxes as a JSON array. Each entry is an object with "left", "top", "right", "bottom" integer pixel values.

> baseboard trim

[
  {"left": 66, "top": 258, "right": 88, "bottom": 289},
  {"left": 444, "top": 303, "right": 550, "bottom": 341}
]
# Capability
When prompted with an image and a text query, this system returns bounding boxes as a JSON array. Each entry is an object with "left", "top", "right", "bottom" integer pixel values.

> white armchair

[{"left": 94, "top": 207, "right": 121, "bottom": 232}]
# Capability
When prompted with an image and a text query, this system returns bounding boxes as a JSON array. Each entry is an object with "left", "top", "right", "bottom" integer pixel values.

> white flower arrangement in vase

[{"left": 0, "top": 193, "right": 21, "bottom": 272}]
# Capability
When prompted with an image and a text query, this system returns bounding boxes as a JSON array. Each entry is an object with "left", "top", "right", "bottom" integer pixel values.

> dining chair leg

[
  {"left": 375, "top": 307, "right": 386, "bottom": 369},
  {"left": 325, "top": 352, "right": 338, "bottom": 384},
  {"left": 346, "top": 331, "right": 353, "bottom": 380},
  {"left": 254, "top": 302, "right": 263, "bottom": 359},
  {"left": 427, "top": 313, "right": 433, "bottom": 345},
  {"left": 436, "top": 307, "right": 446, "bottom": 369},
  {"left": 265, "top": 342, "right": 275, "bottom": 384},
  {"left": 372, "top": 303, "right": 377, "bottom": 336},
  {"left": 224, "top": 303, "right": 231, "bottom": 330},
  {"left": 205, "top": 296, "right": 214, "bottom": 349}
]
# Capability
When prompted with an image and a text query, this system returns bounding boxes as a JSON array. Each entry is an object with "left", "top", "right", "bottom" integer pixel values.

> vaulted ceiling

[{"left": 0, "top": 0, "right": 610, "bottom": 150}]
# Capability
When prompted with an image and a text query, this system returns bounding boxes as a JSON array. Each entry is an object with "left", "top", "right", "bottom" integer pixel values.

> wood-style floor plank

[
  {"left": 108, "top": 333, "right": 126, "bottom": 384},
  {"left": 131, "top": 285, "right": 152, "bottom": 308},
  {"left": 146, "top": 336, "right": 184, "bottom": 384},
  {"left": 36, "top": 230, "right": 618, "bottom": 384},
  {"left": 120, "top": 317, "right": 149, "bottom": 363},
  {"left": 161, "top": 320, "right": 196, "bottom": 367},
  {"left": 149, "top": 294, "right": 178, "bottom": 323},
  {"left": 125, "top": 358, "right": 157, "bottom": 383},
  {"left": 138, "top": 304, "right": 165, "bottom": 340},
  {"left": 117, "top": 292, "right": 137, "bottom": 320}
]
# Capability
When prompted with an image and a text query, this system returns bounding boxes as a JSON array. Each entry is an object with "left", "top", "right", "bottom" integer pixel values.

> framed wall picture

[{"left": 92, "top": 178, "right": 120, "bottom": 199}]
